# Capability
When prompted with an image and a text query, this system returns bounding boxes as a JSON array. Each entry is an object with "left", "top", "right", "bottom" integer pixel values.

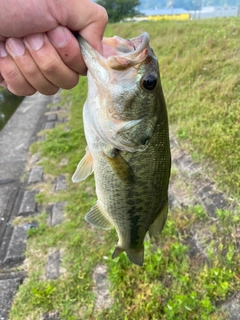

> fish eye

[{"left": 141, "top": 75, "right": 157, "bottom": 91}]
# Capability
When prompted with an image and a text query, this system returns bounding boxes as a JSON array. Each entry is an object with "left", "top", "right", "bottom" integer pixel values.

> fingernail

[
  {"left": 6, "top": 38, "right": 25, "bottom": 56},
  {"left": 48, "top": 26, "right": 67, "bottom": 48},
  {"left": 0, "top": 42, "right": 8, "bottom": 58},
  {"left": 25, "top": 33, "right": 44, "bottom": 51}
]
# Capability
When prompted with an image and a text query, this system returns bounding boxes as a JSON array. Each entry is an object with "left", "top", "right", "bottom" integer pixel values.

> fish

[{"left": 72, "top": 32, "right": 171, "bottom": 266}]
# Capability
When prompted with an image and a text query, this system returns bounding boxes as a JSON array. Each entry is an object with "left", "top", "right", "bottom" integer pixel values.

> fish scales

[{"left": 72, "top": 32, "right": 171, "bottom": 266}]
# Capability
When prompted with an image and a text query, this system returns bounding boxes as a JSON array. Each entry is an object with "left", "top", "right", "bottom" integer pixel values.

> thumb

[{"left": 57, "top": 0, "right": 108, "bottom": 53}]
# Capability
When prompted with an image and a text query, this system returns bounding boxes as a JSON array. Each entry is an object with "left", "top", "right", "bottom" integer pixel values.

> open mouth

[{"left": 102, "top": 32, "right": 149, "bottom": 59}]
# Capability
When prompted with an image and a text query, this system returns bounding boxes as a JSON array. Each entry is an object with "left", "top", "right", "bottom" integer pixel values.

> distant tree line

[{"left": 97, "top": 0, "right": 140, "bottom": 22}]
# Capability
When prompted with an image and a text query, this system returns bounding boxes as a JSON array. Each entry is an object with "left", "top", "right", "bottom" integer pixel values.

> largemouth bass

[{"left": 72, "top": 32, "right": 171, "bottom": 266}]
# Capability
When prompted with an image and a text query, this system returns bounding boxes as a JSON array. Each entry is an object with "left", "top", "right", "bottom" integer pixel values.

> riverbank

[
  {"left": 1, "top": 18, "right": 240, "bottom": 319},
  {"left": 4, "top": 81, "right": 239, "bottom": 319},
  {"left": 0, "top": 92, "right": 60, "bottom": 319}
]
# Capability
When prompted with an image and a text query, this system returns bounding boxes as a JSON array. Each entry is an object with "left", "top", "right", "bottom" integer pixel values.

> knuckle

[
  {"left": 97, "top": 6, "right": 108, "bottom": 24},
  {"left": 40, "top": 58, "right": 58, "bottom": 76},
  {"left": 41, "top": 59, "right": 79, "bottom": 89},
  {"left": 2, "top": 62, "right": 36, "bottom": 96},
  {"left": 23, "top": 64, "right": 39, "bottom": 79},
  {"left": 61, "top": 74, "right": 79, "bottom": 90},
  {"left": 3, "top": 64, "right": 19, "bottom": 82}
]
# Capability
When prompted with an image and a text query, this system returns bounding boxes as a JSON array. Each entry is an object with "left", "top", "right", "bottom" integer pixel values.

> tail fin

[
  {"left": 126, "top": 249, "right": 144, "bottom": 267},
  {"left": 112, "top": 245, "right": 144, "bottom": 267}
]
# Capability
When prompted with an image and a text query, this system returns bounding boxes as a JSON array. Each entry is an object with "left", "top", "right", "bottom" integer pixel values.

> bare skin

[{"left": 0, "top": 0, "right": 108, "bottom": 95}]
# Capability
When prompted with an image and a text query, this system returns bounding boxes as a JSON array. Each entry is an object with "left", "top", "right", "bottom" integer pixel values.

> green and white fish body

[{"left": 72, "top": 33, "right": 171, "bottom": 266}]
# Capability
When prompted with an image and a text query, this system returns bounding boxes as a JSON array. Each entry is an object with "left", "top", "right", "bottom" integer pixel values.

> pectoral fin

[
  {"left": 103, "top": 147, "right": 134, "bottom": 184},
  {"left": 72, "top": 147, "right": 93, "bottom": 183},
  {"left": 85, "top": 202, "right": 112, "bottom": 230},
  {"left": 148, "top": 200, "right": 168, "bottom": 238}
]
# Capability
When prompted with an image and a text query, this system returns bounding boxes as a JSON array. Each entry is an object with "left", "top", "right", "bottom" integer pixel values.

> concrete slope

[{"left": 0, "top": 92, "right": 59, "bottom": 320}]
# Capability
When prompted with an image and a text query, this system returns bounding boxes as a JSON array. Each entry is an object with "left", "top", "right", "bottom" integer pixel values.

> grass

[
  {"left": 104, "top": 204, "right": 239, "bottom": 319},
  {"left": 9, "top": 18, "right": 240, "bottom": 319},
  {"left": 105, "top": 19, "right": 240, "bottom": 197}
]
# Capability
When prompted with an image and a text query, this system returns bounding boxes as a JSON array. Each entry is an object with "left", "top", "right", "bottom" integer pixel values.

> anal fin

[
  {"left": 72, "top": 147, "right": 93, "bottom": 183},
  {"left": 148, "top": 200, "right": 168, "bottom": 238},
  {"left": 112, "top": 246, "right": 124, "bottom": 259},
  {"left": 85, "top": 202, "right": 112, "bottom": 230}
]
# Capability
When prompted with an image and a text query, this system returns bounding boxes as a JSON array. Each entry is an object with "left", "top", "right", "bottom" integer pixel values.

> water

[{"left": 0, "top": 89, "right": 23, "bottom": 131}]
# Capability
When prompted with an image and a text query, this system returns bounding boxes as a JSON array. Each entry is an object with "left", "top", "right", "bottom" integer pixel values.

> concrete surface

[{"left": 0, "top": 92, "right": 59, "bottom": 320}]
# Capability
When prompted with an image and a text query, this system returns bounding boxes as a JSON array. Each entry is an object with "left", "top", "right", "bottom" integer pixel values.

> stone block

[
  {"left": 52, "top": 202, "right": 66, "bottom": 226},
  {"left": 0, "top": 276, "right": 24, "bottom": 320},
  {"left": 221, "top": 293, "right": 240, "bottom": 320},
  {"left": 44, "top": 122, "right": 55, "bottom": 130},
  {"left": 45, "top": 250, "right": 60, "bottom": 280},
  {"left": 49, "top": 106, "right": 59, "bottom": 112},
  {"left": 55, "top": 175, "right": 66, "bottom": 191},
  {"left": 47, "top": 202, "right": 66, "bottom": 227},
  {"left": 92, "top": 264, "right": 113, "bottom": 311},
  {"left": 3, "top": 226, "right": 27, "bottom": 267},
  {"left": 28, "top": 166, "right": 43, "bottom": 184},
  {"left": 47, "top": 114, "right": 57, "bottom": 122},
  {"left": 42, "top": 312, "right": 60, "bottom": 320},
  {"left": 18, "top": 190, "right": 37, "bottom": 216}
]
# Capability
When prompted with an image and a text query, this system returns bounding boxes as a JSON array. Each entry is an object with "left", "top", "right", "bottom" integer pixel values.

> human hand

[{"left": 0, "top": 0, "right": 108, "bottom": 96}]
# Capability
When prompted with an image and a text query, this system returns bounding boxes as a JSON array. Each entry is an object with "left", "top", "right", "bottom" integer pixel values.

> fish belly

[{"left": 91, "top": 120, "right": 170, "bottom": 266}]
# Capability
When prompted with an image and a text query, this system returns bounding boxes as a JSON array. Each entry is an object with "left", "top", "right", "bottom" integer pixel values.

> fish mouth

[
  {"left": 80, "top": 33, "right": 150, "bottom": 70},
  {"left": 102, "top": 32, "right": 149, "bottom": 58}
]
